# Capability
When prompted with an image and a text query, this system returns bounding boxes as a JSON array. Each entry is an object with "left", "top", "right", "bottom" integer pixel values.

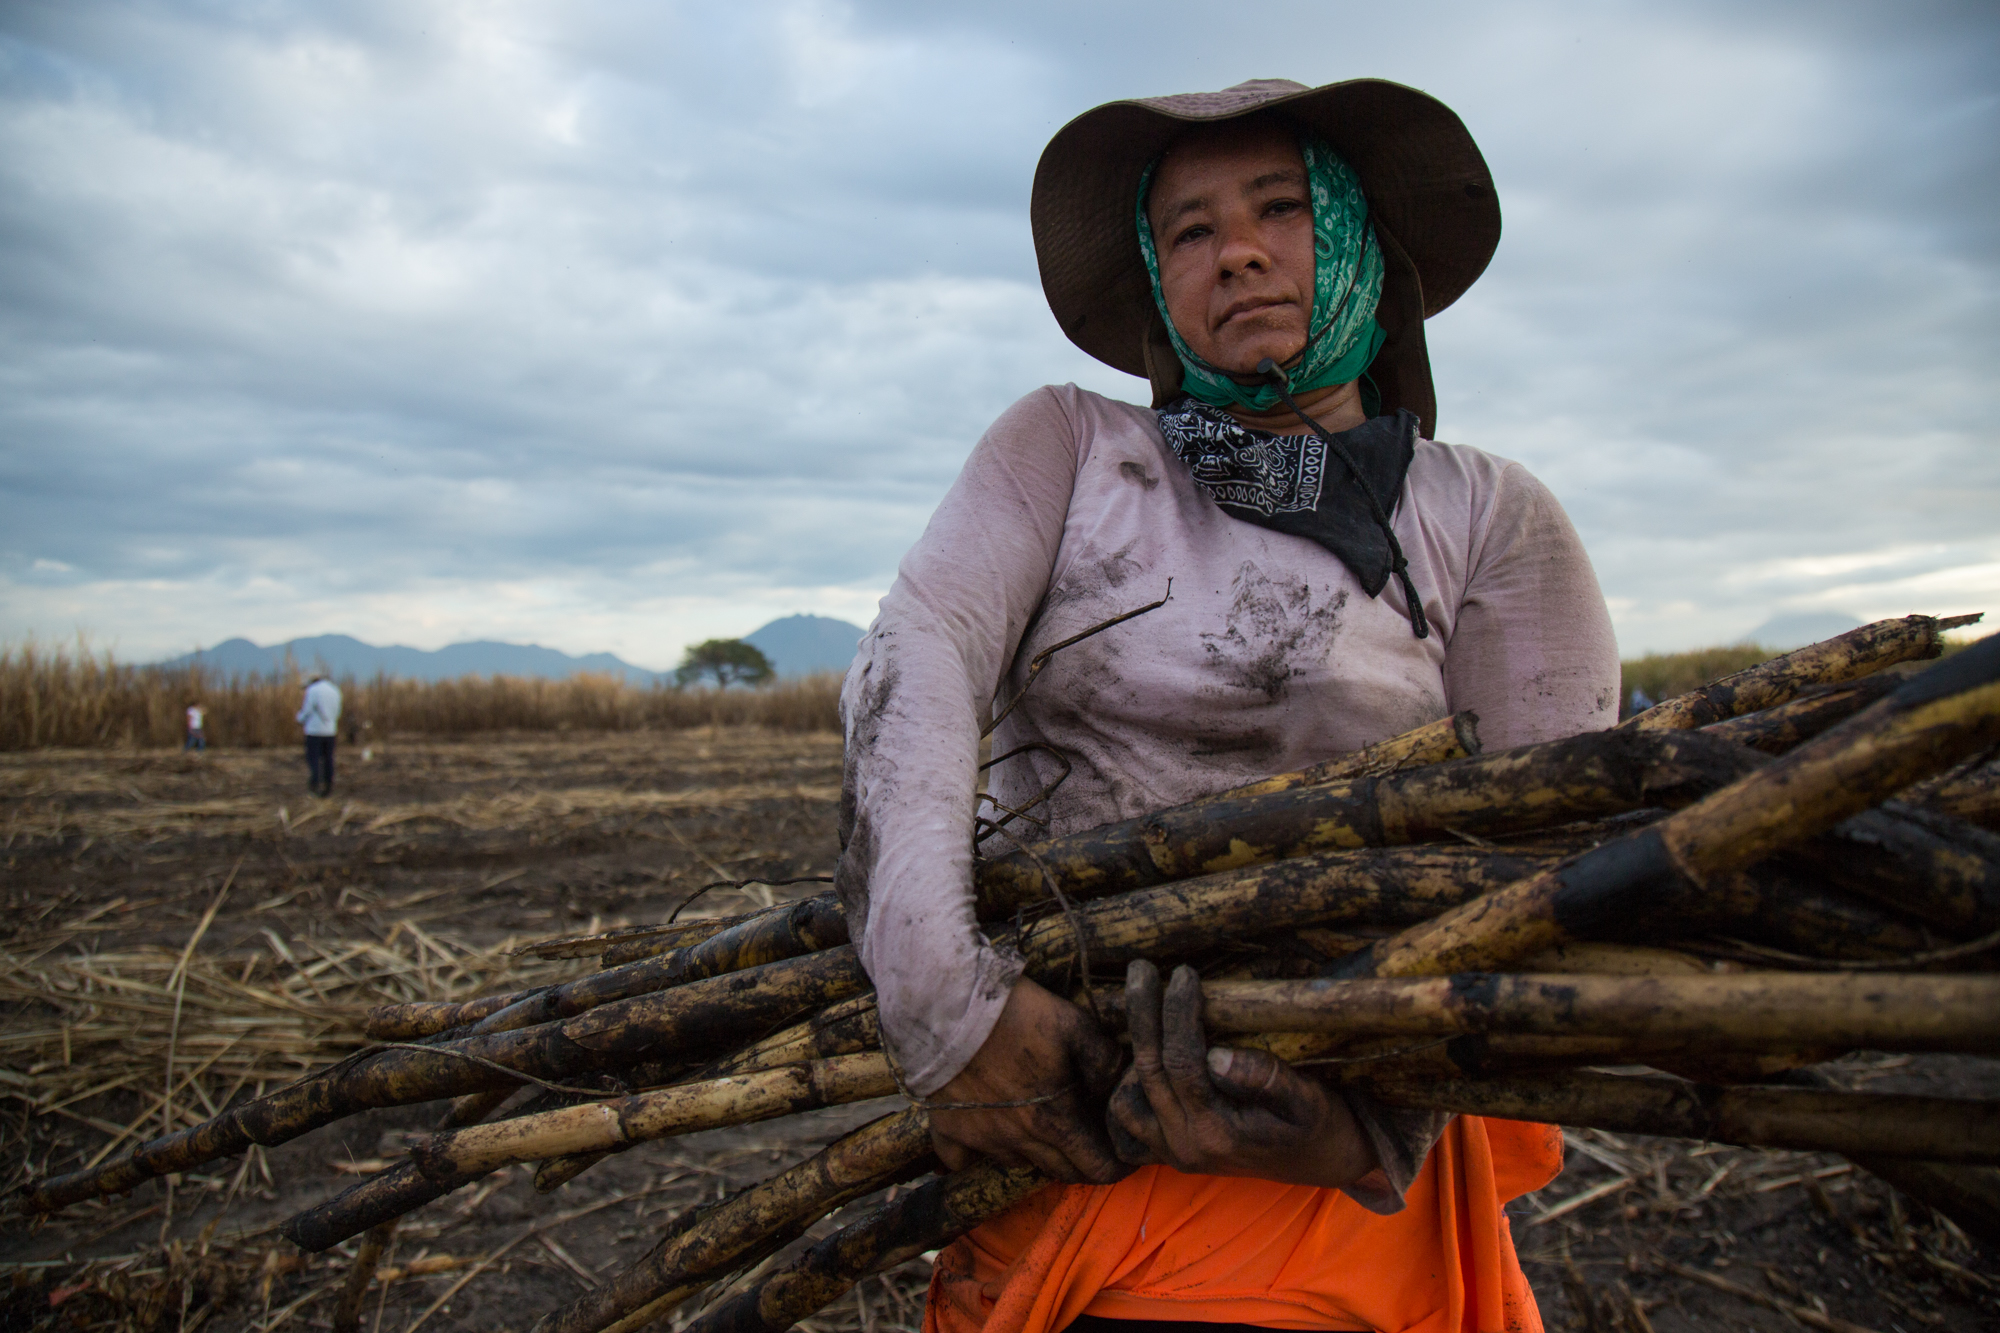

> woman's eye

[
  {"left": 1265, "top": 198, "right": 1304, "bottom": 218},
  {"left": 1172, "top": 223, "right": 1210, "bottom": 247}
]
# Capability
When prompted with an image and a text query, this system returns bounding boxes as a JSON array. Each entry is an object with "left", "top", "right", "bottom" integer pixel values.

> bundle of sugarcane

[{"left": 14, "top": 613, "right": 2000, "bottom": 1333}]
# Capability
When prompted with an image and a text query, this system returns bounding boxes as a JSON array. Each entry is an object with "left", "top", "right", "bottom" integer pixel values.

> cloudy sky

[{"left": 2, "top": 0, "right": 1995, "bottom": 669}]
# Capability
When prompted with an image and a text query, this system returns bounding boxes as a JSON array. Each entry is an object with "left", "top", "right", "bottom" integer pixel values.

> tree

[{"left": 674, "top": 639, "right": 774, "bottom": 689}]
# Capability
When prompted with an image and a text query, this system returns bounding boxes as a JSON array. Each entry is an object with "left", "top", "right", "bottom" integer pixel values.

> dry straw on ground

[
  {"left": 1, "top": 905, "right": 583, "bottom": 1207},
  {"left": 0, "top": 640, "right": 843, "bottom": 750}
]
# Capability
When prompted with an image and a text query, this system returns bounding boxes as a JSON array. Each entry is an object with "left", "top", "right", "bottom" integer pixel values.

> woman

[{"left": 837, "top": 78, "right": 1619, "bottom": 1333}]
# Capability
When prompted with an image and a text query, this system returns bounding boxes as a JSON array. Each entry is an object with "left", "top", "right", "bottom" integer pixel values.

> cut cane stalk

[
  {"left": 1912, "top": 754, "right": 2000, "bottom": 831},
  {"left": 1331, "top": 635, "right": 2000, "bottom": 981},
  {"left": 974, "top": 727, "right": 1763, "bottom": 917},
  {"left": 1727, "top": 868, "right": 1953, "bottom": 963},
  {"left": 677, "top": 1161, "right": 1048, "bottom": 1333},
  {"left": 1700, "top": 674, "right": 1903, "bottom": 754},
  {"left": 528, "top": 1108, "right": 935, "bottom": 1333},
  {"left": 415, "top": 1055, "right": 896, "bottom": 1189},
  {"left": 1214, "top": 711, "right": 1482, "bottom": 798},
  {"left": 284, "top": 1054, "right": 898, "bottom": 1251},
  {"left": 1174, "top": 973, "right": 2000, "bottom": 1053},
  {"left": 1359, "top": 1070, "right": 2000, "bottom": 1163},
  {"left": 1623, "top": 612, "right": 1980, "bottom": 733},
  {"left": 1783, "top": 803, "right": 2000, "bottom": 938}
]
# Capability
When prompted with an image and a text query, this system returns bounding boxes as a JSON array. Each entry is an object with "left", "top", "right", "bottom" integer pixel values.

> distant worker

[
  {"left": 297, "top": 675, "right": 343, "bottom": 796},
  {"left": 183, "top": 702, "right": 207, "bottom": 752}
]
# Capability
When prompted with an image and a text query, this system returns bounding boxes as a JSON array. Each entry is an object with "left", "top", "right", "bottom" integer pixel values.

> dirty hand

[
  {"left": 928, "top": 975, "right": 1130, "bottom": 1184},
  {"left": 1107, "top": 960, "right": 1377, "bottom": 1188}
]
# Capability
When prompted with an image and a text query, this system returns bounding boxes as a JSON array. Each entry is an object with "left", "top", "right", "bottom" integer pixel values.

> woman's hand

[
  {"left": 1107, "top": 960, "right": 1378, "bottom": 1188},
  {"left": 928, "top": 975, "right": 1130, "bottom": 1185}
]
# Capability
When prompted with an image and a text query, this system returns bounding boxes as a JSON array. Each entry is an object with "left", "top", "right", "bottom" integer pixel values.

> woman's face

[{"left": 1148, "top": 121, "right": 1316, "bottom": 377}]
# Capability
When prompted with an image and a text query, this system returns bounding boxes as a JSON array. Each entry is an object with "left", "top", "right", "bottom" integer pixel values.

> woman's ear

[{"left": 1144, "top": 307, "right": 1185, "bottom": 408}]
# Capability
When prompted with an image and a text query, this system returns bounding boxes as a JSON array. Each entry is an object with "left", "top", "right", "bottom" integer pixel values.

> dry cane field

[{"left": 0, "top": 651, "right": 1994, "bottom": 1333}]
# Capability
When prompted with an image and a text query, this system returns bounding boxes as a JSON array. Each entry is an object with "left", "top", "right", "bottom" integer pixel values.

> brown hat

[{"left": 1030, "top": 78, "right": 1500, "bottom": 435}]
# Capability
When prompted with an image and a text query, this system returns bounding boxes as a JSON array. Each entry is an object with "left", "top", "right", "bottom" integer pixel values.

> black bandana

[{"left": 1158, "top": 400, "right": 1420, "bottom": 597}]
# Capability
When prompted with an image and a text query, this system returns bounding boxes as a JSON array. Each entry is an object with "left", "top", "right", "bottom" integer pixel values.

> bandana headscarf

[{"left": 1136, "top": 131, "right": 1385, "bottom": 412}]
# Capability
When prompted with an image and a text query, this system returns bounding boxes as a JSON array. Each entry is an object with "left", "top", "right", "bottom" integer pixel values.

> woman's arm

[
  {"left": 837, "top": 387, "right": 1127, "bottom": 1181},
  {"left": 838, "top": 387, "right": 1076, "bottom": 1090},
  {"left": 1442, "top": 459, "right": 1621, "bottom": 746}
]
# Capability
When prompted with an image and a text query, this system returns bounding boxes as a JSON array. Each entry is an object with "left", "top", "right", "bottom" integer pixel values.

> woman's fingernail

[{"left": 1206, "top": 1047, "right": 1233, "bottom": 1079}]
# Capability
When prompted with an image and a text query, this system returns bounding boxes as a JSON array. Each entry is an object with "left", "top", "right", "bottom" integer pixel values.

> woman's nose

[{"left": 1214, "top": 215, "right": 1273, "bottom": 278}]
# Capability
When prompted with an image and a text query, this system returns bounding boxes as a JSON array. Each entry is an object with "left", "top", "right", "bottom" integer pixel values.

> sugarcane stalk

[
  {"left": 1622, "top": 612, "right": 1980, "bottom": 733},
  {"left": 367, "top": 990, "right": 536, "bottom": 1042},
  {"left": 417, "top": 1054, "right": 895, "bottom": 1186},
  {"left": 1700, "top": 673, "right": 1903, "bottom": 754},
  {"left": 693, "top": 994, "right": 883, "bottom": 1081},
  {"left": 535, "top": 1152, "right": 612, "bottom": 1192},
  {"left": 1174, "top": 973, "right": 2000, "bottom": 1053},
  {"left": 1239, "top": 1029, "right": 1831, "bottom": 1082},
  {"left": 1330, "top": 634, "right": 2000, "bottom": 980},
  {"left": 1783, "top": 803, "right": 2000, "bottom": 938},
  {"left": 1728, "top": 867, "right": 1949, "bottom": 962},
  {"left": 531, "top": 909, "right": 756, "bottom": 962},
  {"left": 1515, "top": 940, "right": 1728, "bottom": 976},
  {"left": 442, "top": 1087, "right": 517, "bottom": 1127},
  {"left": 1214, "top": 711, "right": 1482, "bottom": 799},
  {"left": 20, "top": 944, "right": 870, "bottom": 1215},
  {"left": 1912, "top": 754, "right": 1999, "bottom": 831},
  {"left": 529, "top": 1108, "right": 936, "bottom": 1333},
  {"left": 1358, "top": 1070, "right": 2000, "bottom": 1163},
  {"left": 678, "top": 1161, "right": 1048, "bottom": 1333},
  {"left": 450, "top": 892, "right": 854, "bottom": 1039},
  {"left": 288, "top": 1073, "right": 635, "bottom": 1249},
  {"left": 331, "top": 1220, "right": 397, "bottom": 1333},
  {"left": 1008, "top": 842, "right": 1566, "bottom": 986},
  {"left": 282, "top": 1054, "right": 897, "bottom": 1251},
  {"left": 974, "top": 727, "right": 1763, "bottom": 918}
]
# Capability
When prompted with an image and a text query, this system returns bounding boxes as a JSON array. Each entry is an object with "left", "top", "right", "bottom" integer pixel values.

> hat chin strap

[{"left": 1256, "top": 357, "right": 1431, "bottom": 641}]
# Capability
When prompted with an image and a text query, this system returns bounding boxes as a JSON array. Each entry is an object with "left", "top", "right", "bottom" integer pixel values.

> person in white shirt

[
  {"left": 183, "top": 702, "right": 206, "bottom": 752},
  {"left": 296, "top": 676, "right": 343, "bottom": 796}
]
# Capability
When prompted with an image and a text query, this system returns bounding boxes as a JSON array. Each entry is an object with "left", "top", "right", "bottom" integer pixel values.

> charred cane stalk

[
  {"left": 678, "top": 1161, "right": 1048, "bottom": 1333},
  {"left": 529, "top": 1109, "right": 936, "bottom": 1333},
  {"left": 1330, "top": 634, "right": 2000, "bottom": 981},
  {"left": 1359, "top": 1070, "right": 2000, "bottom": 1163},
  {"left": 1623, "top": 612, "right": 1979, "bottom": 732},
  {"left": 1164, "top": 973, "right": 2000, "bottom": 1053}
]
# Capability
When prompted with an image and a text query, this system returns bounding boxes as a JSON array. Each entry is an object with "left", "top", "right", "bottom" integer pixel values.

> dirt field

[{"left": 2, "top": 732, "right": 1993, "bottom": 1331}]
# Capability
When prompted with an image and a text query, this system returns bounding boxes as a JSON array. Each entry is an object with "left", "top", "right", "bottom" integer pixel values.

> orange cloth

[{"left": 925, "top": 1117, "right": 1561, "bottom": 1333}]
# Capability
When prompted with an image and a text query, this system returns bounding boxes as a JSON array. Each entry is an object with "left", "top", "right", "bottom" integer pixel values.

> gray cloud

[{"left": 1, "top": 0, "right": 1995, "bottom": 667}]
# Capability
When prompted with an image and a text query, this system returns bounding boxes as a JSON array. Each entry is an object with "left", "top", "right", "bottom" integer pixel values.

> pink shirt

[{"left": 838, "top": 384, "right": 1619, "bottom": 1097}]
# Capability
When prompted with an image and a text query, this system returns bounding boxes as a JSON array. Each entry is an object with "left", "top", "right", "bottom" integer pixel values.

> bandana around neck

[
  {"left": 1136, "top": 131, "right": 1386, "bottom": 413},
  {"left": 1158, "top": 399, "right": 1419, "bottom": 599}
]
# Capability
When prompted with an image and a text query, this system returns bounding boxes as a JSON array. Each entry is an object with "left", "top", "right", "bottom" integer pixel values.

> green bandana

[{"left": 1136, "top": 131, "right": 1385, "bottom": 412}]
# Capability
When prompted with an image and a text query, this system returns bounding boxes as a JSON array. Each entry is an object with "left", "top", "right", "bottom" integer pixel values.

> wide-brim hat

[{"left": 1031, "top": 78, "right": 1500, "bottom": 435}]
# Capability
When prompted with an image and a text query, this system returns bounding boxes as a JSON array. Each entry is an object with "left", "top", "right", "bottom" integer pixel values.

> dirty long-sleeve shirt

[{"left": 837, "top": 384, "right": 1618, "bottom": 1199}]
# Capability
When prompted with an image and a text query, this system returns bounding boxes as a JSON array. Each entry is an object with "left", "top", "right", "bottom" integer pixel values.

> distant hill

[
  {"left": 154, "top": 616, "right": 871, "bottom": 684},
  {"left": 743, "top": 615, "right": 867, "bottom": 677},
  {"left": 158, "top": 634, "right": 664, "bottom": 684},
  {"left": 1737, "top": 612, "right": 1864, "bottom": 651}
]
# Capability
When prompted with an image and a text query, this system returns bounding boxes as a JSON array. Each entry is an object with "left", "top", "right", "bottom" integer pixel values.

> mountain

[
  {"left": 1736, "top": 612, "right": 1865, "bottom": 651},
  {"left": 743, "top": 614, "right": 868, "bottom": 677},
  {"left": 159, "top": 634, "right": 664, "bottom": 684},
  {"left": 154, "top": 616, "right": 871, "bottom": 683}
]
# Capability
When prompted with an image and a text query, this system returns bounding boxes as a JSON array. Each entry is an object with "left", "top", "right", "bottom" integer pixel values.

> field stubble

[{"left": 1, "top": 728, "right": 1993, "bottom": 1331}]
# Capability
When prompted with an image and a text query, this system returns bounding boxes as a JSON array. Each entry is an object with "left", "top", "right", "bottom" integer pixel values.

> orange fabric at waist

[{"left": 924, "top": 1117, "right": 1562, "bottom": 1333}]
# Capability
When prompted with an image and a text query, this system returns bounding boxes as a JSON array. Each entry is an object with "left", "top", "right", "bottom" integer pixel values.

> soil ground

[{"left": 1, "top": 732, "right": 1993, "bottom": 1332}]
